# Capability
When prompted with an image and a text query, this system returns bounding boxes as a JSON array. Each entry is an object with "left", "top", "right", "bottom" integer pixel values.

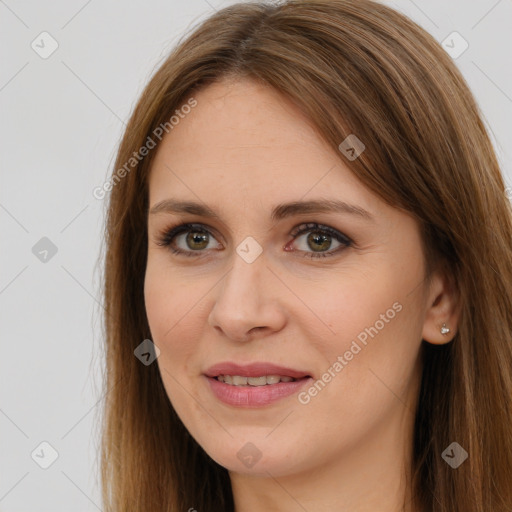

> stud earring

[{"left": 440, "top": 323, "right": 450, "bottom": 335}]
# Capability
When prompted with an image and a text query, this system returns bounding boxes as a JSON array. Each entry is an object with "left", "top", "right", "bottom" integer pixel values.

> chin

[{"left": 196, "top": 434, "right": 310, "bottom": 477}]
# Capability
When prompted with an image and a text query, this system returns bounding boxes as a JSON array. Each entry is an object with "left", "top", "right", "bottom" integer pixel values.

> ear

[{"left": 421, "top": 267, "right": 461, "bottom": 345}]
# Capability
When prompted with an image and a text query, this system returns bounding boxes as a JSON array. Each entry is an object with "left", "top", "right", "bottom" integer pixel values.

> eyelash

[{"left": 155, "top": 222, "right": 353, "bottom": 259}]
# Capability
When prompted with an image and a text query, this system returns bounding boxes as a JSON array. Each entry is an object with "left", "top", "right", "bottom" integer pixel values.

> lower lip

[{"left": 205, "top": 376, "right": 313, "bottom": 407}]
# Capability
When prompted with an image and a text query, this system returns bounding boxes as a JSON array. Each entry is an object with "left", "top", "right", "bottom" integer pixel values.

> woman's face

[{"left": 144, "top": 77, "right": 433, "bottom": 478}]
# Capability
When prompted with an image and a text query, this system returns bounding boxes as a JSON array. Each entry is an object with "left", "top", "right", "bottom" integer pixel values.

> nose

[{"left": 207, "top": 251, "right": 287, "bottom": 343}]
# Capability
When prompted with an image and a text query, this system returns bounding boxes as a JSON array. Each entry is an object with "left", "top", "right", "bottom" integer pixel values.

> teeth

[
  {"left": 232, "top": 375, "right": 248, "bottom": 386},
  {"left": 216, "top": 374, "right": 298, "bottom": 386},
  {"left": 247, "top": 376, "right": 267, "bottom": 386}
]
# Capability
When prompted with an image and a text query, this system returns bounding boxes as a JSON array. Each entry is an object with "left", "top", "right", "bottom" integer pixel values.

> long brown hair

[{"left": 99, "top": 1, "right": 512, "bottom": 510}]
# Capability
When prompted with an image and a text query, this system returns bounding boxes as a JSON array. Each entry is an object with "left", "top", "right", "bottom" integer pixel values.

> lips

[
  {"left": 204, "top": 362, "right": 313, "bottom": 407},
  {"left": 204, "top": 362, "right": 311, "bottom": 380},
  {"left": 218, "top": 375, "right": 295, "bottom": 386}
]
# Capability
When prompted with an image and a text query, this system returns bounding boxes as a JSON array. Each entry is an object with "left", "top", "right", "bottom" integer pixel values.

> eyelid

[
  {"left": 154, "top": 221, "right": 353, "bottom": 260},
  {"left": 287, "top": 222, "right": 353, "bottom": 257},
  {"left": 155, "top": 222, "right": 222, "bottom": 247},
  {"left": 289, "top": 222, "right": 351, "bottom": 242}
]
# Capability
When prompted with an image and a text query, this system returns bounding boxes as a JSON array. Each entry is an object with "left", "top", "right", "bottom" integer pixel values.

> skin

[{"left": 144, "top": 77, "right": 460, "bottom": 512}]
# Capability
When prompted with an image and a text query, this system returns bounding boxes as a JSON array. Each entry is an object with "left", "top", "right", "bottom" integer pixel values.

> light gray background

[{"left": 1, "top": 0, "right": 510, "bottom": 510}]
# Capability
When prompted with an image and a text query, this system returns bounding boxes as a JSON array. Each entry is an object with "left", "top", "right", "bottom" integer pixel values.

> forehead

[
  {"left": 148, "top": 78, "right": 378, "bottom": 213},
  {"left": 159, "top": 78, "right": 329, "bottom": 162}
]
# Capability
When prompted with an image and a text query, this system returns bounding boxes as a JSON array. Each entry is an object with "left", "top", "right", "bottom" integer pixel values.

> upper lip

[{"left": 204, "top": 362, "right": 311, "bottom": 379}]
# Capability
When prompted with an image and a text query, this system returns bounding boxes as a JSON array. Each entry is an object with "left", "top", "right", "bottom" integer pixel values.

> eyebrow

[{"left": 149, "top": 198, "right": 375, "bottom": 222}]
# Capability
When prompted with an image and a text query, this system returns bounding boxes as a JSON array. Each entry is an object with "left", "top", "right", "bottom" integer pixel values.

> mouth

[
  {"left": 204, "top": 362, "right": 313, "bottom": 407},
  {"left": 215, "top": 374, "right": 300, "bottom": 386}
]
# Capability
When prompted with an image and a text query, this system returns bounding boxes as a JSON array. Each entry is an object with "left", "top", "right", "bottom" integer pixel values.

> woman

[{"left": 99, "top": 1, "right": 512, "bottom": 510}]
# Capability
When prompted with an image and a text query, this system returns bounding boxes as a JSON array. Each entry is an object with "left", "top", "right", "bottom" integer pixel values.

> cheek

[
  {"left": 144, "top": 261, "right": 208, "bottom": 371},
  {"left": 144, "top": 256, "right": 194, "bottom": 332},
  {"left": 291, "top": 269, "right": 403, "bottom": 357},
  {"left": 302, "top": 264, "right": 424, "bottom": 396},
  {"left": 144, "top": 263, "right": 185, "bottom": 356},
  {"left": 144, "top": 269, "right": 173, "bottom": 337},
  {"left": 144, "top": 265, "right": 216, "bottom": 438}
]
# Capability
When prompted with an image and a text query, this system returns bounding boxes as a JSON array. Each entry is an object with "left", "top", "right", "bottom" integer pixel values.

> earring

[{"left": 440, "top": 323, "right": 450, "bottom": 335}]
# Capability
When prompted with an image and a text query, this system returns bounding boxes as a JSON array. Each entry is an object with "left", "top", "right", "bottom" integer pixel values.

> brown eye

[
  {"left": 184, "top": 230, "right": 210, "bottom": 250},
  {"left": 156, "top": 221, "right": 352, "bottom": 259},
  {"left": 288, "top": 222, "right": 352, "bottom": 259},
  {"left": 156, "top": 223, "right": 221, "bottom": 257}
]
